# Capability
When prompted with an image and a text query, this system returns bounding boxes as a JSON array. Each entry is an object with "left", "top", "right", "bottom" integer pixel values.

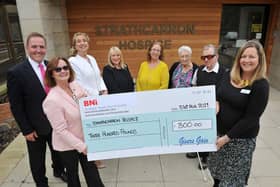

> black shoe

[
  {"left": 186, "top": 152, "right": 197, "bottom": 159},
  {"left": 54, "top": 171, "right": 68, "bottom": 182},
  {"left": 198, "top": 161, "right": 207, "bottom": 170}
]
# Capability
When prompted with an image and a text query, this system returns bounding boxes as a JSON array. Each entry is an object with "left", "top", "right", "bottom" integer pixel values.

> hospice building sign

[{"left": 94, "top": 23, "right": 195, "bottom": 50}]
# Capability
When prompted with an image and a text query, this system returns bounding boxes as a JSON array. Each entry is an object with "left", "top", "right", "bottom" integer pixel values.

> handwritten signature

[{"left": 179, "top": 136, "right": 208, "bottom": 146}]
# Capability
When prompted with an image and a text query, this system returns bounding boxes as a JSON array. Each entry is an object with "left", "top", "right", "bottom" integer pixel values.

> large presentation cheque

[{"left": 79, "top": 86, "right": 217, "bottom": 161}]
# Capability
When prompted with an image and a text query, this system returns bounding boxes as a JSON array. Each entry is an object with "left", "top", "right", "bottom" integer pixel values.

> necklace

[
  {"left": 240, "top": 79, "right": 250, "bottom": 87},
  {"left": 72, "top": 92, "right": 78, "bottom": 104},
  {"left": 61, "top": 85, "right": 78, "bottom": 103}
]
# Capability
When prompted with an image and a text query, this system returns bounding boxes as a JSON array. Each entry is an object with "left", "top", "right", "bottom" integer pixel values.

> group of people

[{"left": 7, "top": 31, "right": 269, "bottom": 187}]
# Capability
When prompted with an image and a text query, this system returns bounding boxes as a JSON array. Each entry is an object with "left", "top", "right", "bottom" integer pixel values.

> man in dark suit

[{"left": 7, "top": 32, "right": 67, "bottom": 187}]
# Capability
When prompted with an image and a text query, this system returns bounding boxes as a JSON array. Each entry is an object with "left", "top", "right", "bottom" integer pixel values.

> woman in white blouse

[
  {"left": 69, "top": 32, "right": 107, "bottom": 96},
  {"left": 68, "top": 32, "right": 107, "bottom": 168}
]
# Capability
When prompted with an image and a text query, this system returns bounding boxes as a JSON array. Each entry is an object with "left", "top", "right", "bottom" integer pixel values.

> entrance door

[
  {"left": 218, "top": 5, "right": 269, "bottom": 68},
  {"left": 0, "top": 4, "right": 24, "bottom": 102}
]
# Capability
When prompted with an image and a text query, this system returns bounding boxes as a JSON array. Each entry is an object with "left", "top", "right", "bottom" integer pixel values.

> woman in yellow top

[{"left": 136, "top": 41, "right": 169, "bottom": 91}]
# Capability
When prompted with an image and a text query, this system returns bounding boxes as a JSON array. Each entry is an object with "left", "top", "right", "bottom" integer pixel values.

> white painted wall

[{"left": 16, "top": 0, "right": 70, "bottom": 60}]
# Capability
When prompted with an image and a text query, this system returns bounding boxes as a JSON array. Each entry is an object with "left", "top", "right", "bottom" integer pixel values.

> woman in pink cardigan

[{"left": 43, "top": 57, "right": 104, "bottom": 187}]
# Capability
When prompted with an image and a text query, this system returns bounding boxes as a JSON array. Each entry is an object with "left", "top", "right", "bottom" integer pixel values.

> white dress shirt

[
  {"left": 69, "top": 54, "right": 107, "bottom": 96},
  {"left": 28, "top": 56, "right": 46, "bottom": 88}
]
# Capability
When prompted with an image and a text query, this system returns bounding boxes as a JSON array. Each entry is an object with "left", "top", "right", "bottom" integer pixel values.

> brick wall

[{"left": 0, "top": 103, "right": 13, "bottom": 123}]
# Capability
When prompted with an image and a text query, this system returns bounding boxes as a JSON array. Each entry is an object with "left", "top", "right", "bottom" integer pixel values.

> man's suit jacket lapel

[
  {"left": 43, "top": 60, "right": 48, "bottom": 66},
  {"left": 23, "top": 59, "right": 46, "bottom": 95}
]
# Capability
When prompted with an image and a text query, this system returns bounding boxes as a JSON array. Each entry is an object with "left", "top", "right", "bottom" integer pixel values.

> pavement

[{"left": 0, "top": 87, "right": 280, "bottom": 187}]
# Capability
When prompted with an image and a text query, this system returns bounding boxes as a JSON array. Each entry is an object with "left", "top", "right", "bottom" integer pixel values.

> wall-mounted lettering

[
  {"left": 118, "top": 40, "right": 171, "bottom": 50},
  {"left": 95, "top": 24, "right": 195, "bottom": 36}
]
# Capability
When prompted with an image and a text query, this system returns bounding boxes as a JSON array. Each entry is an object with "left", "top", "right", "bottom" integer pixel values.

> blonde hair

[
  {"left": 231, "top": 40, "right": 267, "bottom": 87},
  {"left": 107, "top": 46, "right": 126, "bottom": 69},
  {"left": 69, "top": 32, "right": 90, "bottom": 56}
]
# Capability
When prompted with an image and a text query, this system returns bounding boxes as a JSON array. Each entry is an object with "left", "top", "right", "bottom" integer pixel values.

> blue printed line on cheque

[
  {"left": 86, "top": 119, "right": 160, "bottom": 127},
  {"left": 90, "top": 146, "right": 152, "bottom": 153},
  {"left": 87, "top": 133, "right": 160, "bottom": 141}
]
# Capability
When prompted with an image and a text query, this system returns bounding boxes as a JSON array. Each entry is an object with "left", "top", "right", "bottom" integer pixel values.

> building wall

[
  {"left": 66, "top": 0, "right": 222, "bottom": 78},
  {"left": 66, "top": 0, "right": 280, "bottom": 79},
  {"left": 269, "top": 9, "right": 280, "bottom": 90},
  {"left": 16, "top": 0, "right": 70, "bottom": 59},
  {"left": 15, "top": 0, "right": 280, "bottom": 87}
]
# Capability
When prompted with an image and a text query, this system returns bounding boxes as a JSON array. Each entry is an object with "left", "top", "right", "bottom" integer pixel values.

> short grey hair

[
  {"left": 202, "top": 44, "right": 217, "bottom": 54},
  {"left": 178, "top": 45, "right": 192, "bottom": 56}
]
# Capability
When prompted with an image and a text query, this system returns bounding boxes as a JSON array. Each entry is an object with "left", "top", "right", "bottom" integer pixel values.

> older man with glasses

[{"left": 186, "top": 44, "right": 227, "bottom": 170}]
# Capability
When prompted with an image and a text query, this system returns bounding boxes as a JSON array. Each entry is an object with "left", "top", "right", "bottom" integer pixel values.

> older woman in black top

[
  {"left": 103, "top": 46, "right": 134, "bottom": 94},
  {"left": 168, "top": 45, "right": 198, "bottom": 88},
  {"left": 208, "top": 40, "right": 269, "bottom": 187}
]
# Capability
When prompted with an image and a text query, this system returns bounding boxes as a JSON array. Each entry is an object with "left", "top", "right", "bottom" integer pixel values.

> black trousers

[
  {"left": 198, "top": 152, "right": 209, "bottom": 162},
  {"left": 26, "top": 132, "right": 64, "bottom": 187},
  {"left": 59, "top": 150, "right": 104, "bottom": 187}
]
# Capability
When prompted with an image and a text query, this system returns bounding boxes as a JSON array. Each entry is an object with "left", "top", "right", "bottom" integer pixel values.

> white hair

[{"left": 178, "top": 45, "right": 192, "bottom": 56}]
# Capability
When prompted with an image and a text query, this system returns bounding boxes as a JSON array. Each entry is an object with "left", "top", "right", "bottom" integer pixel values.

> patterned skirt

[{"left": 208, "top": 138, "right": 256, "bottom": 187}]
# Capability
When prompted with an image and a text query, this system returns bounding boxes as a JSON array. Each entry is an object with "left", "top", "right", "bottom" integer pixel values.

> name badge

[{"left": 240, "top": 89, "right": 251, "bottom": 94}]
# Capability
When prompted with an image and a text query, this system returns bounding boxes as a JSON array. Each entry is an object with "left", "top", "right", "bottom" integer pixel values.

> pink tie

[{"left": 38, "top": 63, "right": 50, "bottom": 94}]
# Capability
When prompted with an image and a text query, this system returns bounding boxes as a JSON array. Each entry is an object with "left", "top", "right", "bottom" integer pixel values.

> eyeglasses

[
  {"left": 201, "top": 55, "right": 216, "bottom": 61},
  {"left": 54, "top": 65, "right": 69, "bottom": 72}
]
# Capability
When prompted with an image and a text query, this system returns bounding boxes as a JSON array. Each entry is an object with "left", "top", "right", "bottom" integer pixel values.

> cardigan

[
  {"left": 136, "top": 61, "right": 169, "bottom": 91},
  {"left": 168, "top": 61, "right": 198, "bottom": 88},
  {"left": 103, "top": 65, "right": 134, "bottom": 94},
  {"left": 43, "top": 81, "right": 87, "bottom": 153},
  {"left": 195, "top": 63, "right": 226, "bottom": 89},
  {"left": 217, "top": 72, "right": 269, "bottom": 138}
]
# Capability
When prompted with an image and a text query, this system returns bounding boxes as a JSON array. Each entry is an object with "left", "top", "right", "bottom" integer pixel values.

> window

[
  {"left": 218, "top": 5, "right": 269, "bottom": 68},
  {"left": 0, "top": 4, "right": 24, "bottom": 102}
]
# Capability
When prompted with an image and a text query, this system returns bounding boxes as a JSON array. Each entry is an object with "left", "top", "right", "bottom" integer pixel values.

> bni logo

[{"left": 83, "top": 99, "right": 98, "bottom": 107}]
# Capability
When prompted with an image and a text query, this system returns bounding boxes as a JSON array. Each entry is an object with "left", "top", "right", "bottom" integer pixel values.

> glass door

[
  {"left": 0, "top": 4, "right": 24, "bottom": 102},
  {"left": 218, "top": 5, "right": 269, "bottom": 68}
]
